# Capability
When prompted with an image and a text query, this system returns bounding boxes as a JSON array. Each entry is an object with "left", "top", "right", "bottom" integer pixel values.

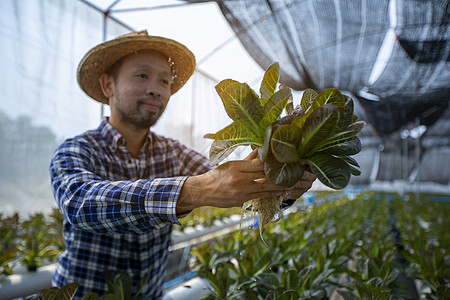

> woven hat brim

[{"left": 77, "top": 35, "right": 196, "bottom": 104}]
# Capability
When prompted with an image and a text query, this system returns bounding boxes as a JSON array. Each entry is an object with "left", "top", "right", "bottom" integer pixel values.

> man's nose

[{"left": 145, "top": 80, "right": 161, "bottom": 97}]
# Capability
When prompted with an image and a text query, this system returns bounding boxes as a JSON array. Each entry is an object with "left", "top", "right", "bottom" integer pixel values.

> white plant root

[{"left": 240, "top": 196, "right": 284, "bottom": 243}]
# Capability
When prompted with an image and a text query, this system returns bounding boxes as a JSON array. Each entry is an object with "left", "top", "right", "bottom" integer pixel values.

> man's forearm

[
  {"left": 176, "top": 156, "right": 300, "bottom": 215},
  {"left": 176, "top": 175, "right": 207, "bottom": 215}
]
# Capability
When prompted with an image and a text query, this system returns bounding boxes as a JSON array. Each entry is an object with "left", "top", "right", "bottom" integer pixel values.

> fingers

[
  {"left": 244, "top": 148, "right": 259, "bottom": 161},
  {"left": 283, "top": 171, "right": 316, "bottom": 199},
  {"left": 248, "top": 179, "right": 295, "bottom": 201},
  {"left": 200, "top": 158, "right": 317, "bottom": 209},
  {"left": 235, "top": 156, "right": 265, "bottom": 174},
  {"left": 210, "top": 153, "right": 316, "bottom": 204},
  {"left": 302, "top": 171, "right": 316, "bottom": 181},
  {"left": 253, "top": 178, "right": 288, "bottom": 191},
  {"left": 248, "top": 178, "right": 287, "bottom": 198}
]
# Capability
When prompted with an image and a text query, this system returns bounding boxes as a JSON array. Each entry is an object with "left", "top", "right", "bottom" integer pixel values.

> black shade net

[
  {"left": 192, "top": 0, "right": 450, "bottom": 185},
  {"left": 214, "top": 0, "right": 449, "bottom": 135}
]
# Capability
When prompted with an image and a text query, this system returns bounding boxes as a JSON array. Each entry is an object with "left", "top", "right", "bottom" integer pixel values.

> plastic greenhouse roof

[
  {"left": 2, "top": 0, "right": 448, "bottom": 218},
  {"left": 80, "top": 0, "right": 266, "bottom": 86}
]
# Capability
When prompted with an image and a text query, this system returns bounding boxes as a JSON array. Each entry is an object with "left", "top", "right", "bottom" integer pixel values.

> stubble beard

[{"left": 116, "top": 95, "right": 165, "bottom": 129}]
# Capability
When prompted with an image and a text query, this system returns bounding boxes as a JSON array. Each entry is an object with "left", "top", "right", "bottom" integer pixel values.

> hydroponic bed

[
  {"left": 189, "top": 191, "right": 449, "bottom": 300},
  {"left": 1, "top": 191, "right": 448, "bottom": 299}
]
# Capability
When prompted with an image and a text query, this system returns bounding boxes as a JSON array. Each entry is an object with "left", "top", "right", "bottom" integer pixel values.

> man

[{"left": 50, "top": 30, "right": 315, "bottom": 298}]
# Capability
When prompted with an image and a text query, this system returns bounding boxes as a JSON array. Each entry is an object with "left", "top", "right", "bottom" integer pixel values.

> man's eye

[{"left": 137, "top": 74, "right": 148, "bottom": 79}]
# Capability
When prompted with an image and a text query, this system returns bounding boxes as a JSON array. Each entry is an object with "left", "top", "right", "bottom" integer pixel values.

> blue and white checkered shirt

[{"left": 50, "top": 119, "right": 211, "bottom": 299}]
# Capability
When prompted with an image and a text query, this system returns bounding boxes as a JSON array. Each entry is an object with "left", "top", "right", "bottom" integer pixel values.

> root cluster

[{"left": 240, "top": 196, "right": 284, "bottom": 242}]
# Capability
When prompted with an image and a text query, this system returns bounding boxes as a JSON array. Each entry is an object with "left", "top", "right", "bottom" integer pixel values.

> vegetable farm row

[
  {"left": 1, "top": 191, "right": 448, "bottom": 300},
  {"left": 0, "top": 192, "right": 333, "bottom": 276},
  {"left": 0, "top": 209, "right": 64, "bottom": 274},
  {"left": 0, "top": 204, "right": 243, "bottom": 276},
  {"left": 190, "top": 192, "right": 449, "bottom": 299}
]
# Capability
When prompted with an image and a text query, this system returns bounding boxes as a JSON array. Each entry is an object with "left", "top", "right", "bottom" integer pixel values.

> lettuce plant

[
  {"left": 206, "top": 63, "right": 365, "bottom": 229},
  {"left": 39, "top": 271, "right": 151, "bottom": 300}
]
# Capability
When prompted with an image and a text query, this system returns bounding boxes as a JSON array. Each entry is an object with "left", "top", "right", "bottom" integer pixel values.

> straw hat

[{"left": 77, "top": 30, "right": 196, "bottom": 104}]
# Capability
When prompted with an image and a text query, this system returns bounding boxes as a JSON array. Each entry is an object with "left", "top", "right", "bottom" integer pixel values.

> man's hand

[
  {"left": 177, "top": 150, "right": 291, "bottom": 214},
  {"left": 177, "top": 150, "right": 317, "bottom": 215},
  {"left": 281, "top": 170, "right": 316, "bottom": 200}
]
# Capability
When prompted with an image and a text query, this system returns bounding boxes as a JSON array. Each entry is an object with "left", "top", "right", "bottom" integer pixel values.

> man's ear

[{"left": 99, "top": 73, "right": 114, "bottom": 98}]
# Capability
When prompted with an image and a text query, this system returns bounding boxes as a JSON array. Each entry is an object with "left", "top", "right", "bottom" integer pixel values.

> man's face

[{"left": 108, "top": 50, "right": 172, "bottom": 129}]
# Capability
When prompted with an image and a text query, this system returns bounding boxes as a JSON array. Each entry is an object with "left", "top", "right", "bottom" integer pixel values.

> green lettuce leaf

[
  {"left": 264, "top": 153, "right": 304, "bottom": 188},
  {"left": 215, "top": 80, "right": 264, "bottom": 136},
  {"left": 316, "top": 136, "right": 362, "bottom": 156},
  {"left": 335, "top": 96, "right": 355, "bottom": 132},
  {"left": 206, "top": 120, "right": 258, "bottom": 165},
  {"left": 298, "top": 104, "right": 340, "bottom": 157},
  {"left": 305, "top": 121, "right": 365, "bottom": 157},
  {"left": 258, "top": 125, "right": 272, "bottom": 162},
  {"left": 307, "top": 153, "right": 351, "bottom": 189},
  {"left": 208, "top": 63, "right": 366, "bottom": 190},
  {"left": 300, "top": 88, "right": 318, "bottom": 112},
  {"left": 260, "top": 62, "right": 280, "bottom": 105},
  {"left": 260, "top": 88, "right": 291, "bottom": 130},
  {"left": 271, "top": 124, "right": 301, "bottom": 163}
]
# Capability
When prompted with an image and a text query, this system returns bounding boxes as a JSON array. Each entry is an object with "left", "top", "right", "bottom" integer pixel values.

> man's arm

[
  {"left": 50, "top": 140, "right": 190, "bottom": 234},
  {"left": 176, "top": 150, "right": 316, "bottom": 214},
  {"left": 51, "top": 140, "right": 314, "bottom": 233}
]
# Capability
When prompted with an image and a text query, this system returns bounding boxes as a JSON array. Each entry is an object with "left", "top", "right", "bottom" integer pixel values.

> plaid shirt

[{"left": 50, "top": 119, "right": 211, "bottom": 299}]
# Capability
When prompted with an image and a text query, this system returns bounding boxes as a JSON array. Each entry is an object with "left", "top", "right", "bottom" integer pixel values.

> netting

[
  {"left": 1, "top": 0, "right": 449, "bottom": 217},
  {"left": 215, "top": 0, "right": 450, "bottom": 186}
]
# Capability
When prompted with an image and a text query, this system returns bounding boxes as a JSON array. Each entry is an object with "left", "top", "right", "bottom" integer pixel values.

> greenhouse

[{"left": 0, "top": 0, "right": 449, "bottom": 299}]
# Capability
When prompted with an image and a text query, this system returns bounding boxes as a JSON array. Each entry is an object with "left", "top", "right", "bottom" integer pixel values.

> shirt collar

[{"left": 98, "top": 119, "right": 152, "bottom": 154}]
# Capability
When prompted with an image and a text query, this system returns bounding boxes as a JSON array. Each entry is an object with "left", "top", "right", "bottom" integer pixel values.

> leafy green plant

[
  {"left": 191, "top": 192, "right": 448, "bottom": 299},
  {"left": 0, "top": 213, "right": 20, "bottom": 275},
  {"left": 47, "top": 208, "right": 65, "bottom": 253},
  {"left": 0, "top": 209, "right": 64, "bottom": 276},
  {"left": 193, "top": 230, "right": 287, "bottom": 299},
  {"left": 103, "top": 270, "right": 151, "bottom": 300},
  {"left": 39, "top": 272, "right": 151, "bottom": 300},
  {"left": 341, "top": 247, "right": 402, "bottom": 299},
  {"left": 39, "top": 283, "right": 85, "bottom": 300},
  {"left": 0, "top": 245, "right": 18, "bottom": 276},
  {"left": 19, "top": 213, "right": 60, "bottom": 271},
  {"left": 206, "top": 62, "right": 365, "bottom": 230},
  {"left": 191, "top": 197, "right": 362, "bottom": 299},
  {"left": 394, "top": 198, "right": 450, "bottom": 299},
  {"left": 178, "top": 206, "right": 241, "bottom": 230}
]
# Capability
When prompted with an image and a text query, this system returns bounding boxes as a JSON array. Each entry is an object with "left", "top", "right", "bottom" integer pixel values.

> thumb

[{"left": 244, "top": 148, "right": 259, "bottom": 161}]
